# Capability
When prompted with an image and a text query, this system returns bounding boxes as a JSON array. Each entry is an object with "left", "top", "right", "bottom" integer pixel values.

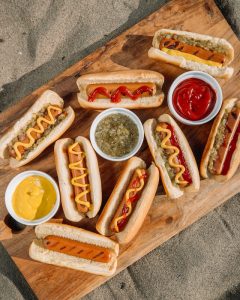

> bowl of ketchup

[{"left": 168, "top": 71, "right": 223, "bottom": 125}]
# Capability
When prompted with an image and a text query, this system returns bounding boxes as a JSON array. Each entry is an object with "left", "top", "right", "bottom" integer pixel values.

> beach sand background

[{"left": 0, "top": 1, "right": 240, "bottom": 299}]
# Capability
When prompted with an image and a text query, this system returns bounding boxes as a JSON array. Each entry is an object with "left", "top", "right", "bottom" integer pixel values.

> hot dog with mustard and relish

[
  {"left": 0, "top": 90, "right": 75, "bottom": 168},
  {"left": 201, "top": 98, "right": 240, "bottom": 181},
  {"left": 54, "top": 136, "right": 101, "bottom": 222},
  {"left": 148, "top": 29, "right": 234, "bottom": 79},
  {"left": 144, "top": 114, "right": 200, "bottom": 199},
  {"left": 29, "top": 223, "right": 119, "bottom": 276},
  {"left": 96, "top": 157, "right": 159, "bottom": 244},
  {"left": 76, "top": 70, "right": 164, "bottom": 109}
]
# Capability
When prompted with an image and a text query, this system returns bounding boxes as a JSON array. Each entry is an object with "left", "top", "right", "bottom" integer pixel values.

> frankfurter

[
  {"left": 29, "top": 223, "right": 119, "bottom": 276},
  {"left": 0, "top": 90, "right": 75, "bottom": 168},
  {"left": 200, "top": 98, "right": 240, "bottom": 182},
  {"left": 54, "top": 136, "right": 101, "bottom": 222},
  {"left": 76, "top": 70, "right": 164, "bottom": 109},
  {"left": 96, "top": 157, "right": 159, "bottom": 244},
  {"left": 148, "top": 29, "right": 234, "bottom": 79},
  {"left": 144, "top": 114, "right": 200, "bottom": 199}
]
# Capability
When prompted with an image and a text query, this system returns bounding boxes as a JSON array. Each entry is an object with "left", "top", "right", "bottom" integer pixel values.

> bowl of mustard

[{"left": 5, "top": 170, "right": 60, "bottom": 226}]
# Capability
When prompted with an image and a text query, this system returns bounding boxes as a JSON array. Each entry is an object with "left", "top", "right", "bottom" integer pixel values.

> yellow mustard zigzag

[
  {"left": 114, "top": 168, "right": 145, "bottom": 232},
  {"left": 13, "top": 105, "right": 62, "bottom": 160},
  {"left": 68, "top": 142, "right": 91, "bottom": 209},
  {"left": 156, "top": 125, "right": 188, "bottom": 185}
]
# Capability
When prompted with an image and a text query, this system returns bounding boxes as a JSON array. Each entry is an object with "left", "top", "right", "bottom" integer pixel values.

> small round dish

[
  {"left": 90, "top": 108, "right": 144, "bottom": 162},
  {"left": 5, "top": 170, "right": 60, "bottom": 226},
  {"left": 168, "top": 71, "right": 223, "bottom": 125}
]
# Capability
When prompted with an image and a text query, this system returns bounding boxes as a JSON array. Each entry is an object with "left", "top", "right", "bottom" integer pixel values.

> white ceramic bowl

[
  {"left": 5, "top": 170, "right": 60, "bottom": 226},
  {"left": 168, "top": 71, "right": 223, "bottom": 125},
  {"left": 90, "top": 108, "right": 144, "bottom": 162}
]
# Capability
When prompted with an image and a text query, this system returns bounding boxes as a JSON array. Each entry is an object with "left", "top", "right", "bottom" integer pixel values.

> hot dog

[
  {"left": 43, "top": 235, "right": 113, "bottom": 263},
  {"left": 0, "top": 90, "right": 75, "bottom": 168},
  {"left": 76, "top": 70, "right": 164, "bottom": 109},
  {"left": 96, "top": 157, "right": 159, "bottom": 244},
  {"left": 68, "top": 142, "right": 90, "bottom": 213},
  {"left": 109, "top": 168, "right": 148, "bottom": 233},
  {"left": 144, "top": 114, "right": 200, "bottom": 199},
  {"left": 54, "top": 136, "right": 102, "bottom": 222},
  {"left": 201, "top": 98, "right": 240, "bottom": 182},
  {"left": 148, "top": 29, "right": 234, "bottom": 79},
  {"left": 29, "top": 223, "right": 119, "bottom": 276}
]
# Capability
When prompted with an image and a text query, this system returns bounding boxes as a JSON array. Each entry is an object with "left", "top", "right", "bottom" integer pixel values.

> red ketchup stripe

[
  {"left": 167, "top": 125, "right": 192, "bottom": 183},
  {"left": 117, "top": 173, "right": 148, "bottom": 231},
  {"left": 221, "top": 122, "right": 240, "bottom": 175},
  {"left": 88, "top": 86, "right": 153, "bottom": 103}
]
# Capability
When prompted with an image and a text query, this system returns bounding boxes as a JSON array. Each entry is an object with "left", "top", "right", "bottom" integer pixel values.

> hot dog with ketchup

[
  {"left": 96, "top": 157, "right": 159, "bottom": 244},
  {"left": 144, "top": 114, "right": 200, "bottom": 199},
  {"left": 76, "top": 70, "right": 164, "bottom": 109},
  {"left": 54, "top": 136, "right": 102, "bottom": 222},
  {"left": 29, "top": 223, "right": 119, "bottom": 276},
  {"left": 201, "top": 98, "right": 240, "bottom": 182}
]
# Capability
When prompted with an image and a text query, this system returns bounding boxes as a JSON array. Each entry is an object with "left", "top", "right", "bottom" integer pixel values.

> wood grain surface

[{"left": 0, "top": 0, "right": 240, "bottom": 299}]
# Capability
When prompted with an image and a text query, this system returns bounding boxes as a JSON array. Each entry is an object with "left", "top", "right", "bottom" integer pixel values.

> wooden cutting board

[{"left": 1, "top": 0, "right": 240, "bottom": 299}]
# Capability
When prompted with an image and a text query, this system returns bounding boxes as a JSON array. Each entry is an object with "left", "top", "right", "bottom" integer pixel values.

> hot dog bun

[
  {"left": 144, "top": 114, "right": 200, "bottom": 199},
  {"left": 200, "top": 98, "right": 240, "bottom": 182},
  {"left": 148, "top": 29, "right": 234, "bottom": 79},
  {"left": 29, "top": 223, "right": 119, "bottom": 276},
  {"left": 0, "top": 90, "right": 75, "bottom": 168},
  {"left": 76, "top": 70, "right": 164, "bottom": 109},
  {"left": 96, "top": 156, "right": 159, "bottom": 244},
  {"left": 54, "top": 136, "right": 102, "bottom": 222}
]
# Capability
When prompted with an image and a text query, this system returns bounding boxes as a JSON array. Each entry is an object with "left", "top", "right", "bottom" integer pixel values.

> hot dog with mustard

[
  {"left": 0, "top": 90, "right": 75, "bottom": 168},
  {"left": 54, "top": 136, "right": 102, "bottom": 222},
  {"left": 29, "top": 223, "right": 119, "bottom": 276},
  {"left": 76, "top": 70, "right": 164, "bottom": 109},
  {"left": 96, "top": 157, "right": 159, "bottom": 244},
  {"left": 144, "top": 114, "right": 200, "bottom": 199}
]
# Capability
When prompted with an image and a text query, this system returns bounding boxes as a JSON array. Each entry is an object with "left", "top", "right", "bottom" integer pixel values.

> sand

[{"left": 0, "top": 0, "right": 240, "bottom": 299}]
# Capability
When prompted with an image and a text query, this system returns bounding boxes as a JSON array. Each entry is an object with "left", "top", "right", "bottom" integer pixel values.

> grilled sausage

[
  {"left": 159, "top": 37, "right": 225, "bottom": 64},
  {"left": 43, "top": 235, "right": 113, "bottom": 263}
]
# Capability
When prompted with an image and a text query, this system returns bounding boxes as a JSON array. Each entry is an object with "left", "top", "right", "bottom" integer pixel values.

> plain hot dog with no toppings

[
  {"left": 29, "top": 223, "right": 119, "bottom": 276},
  {"left": 43, "top": 235, "right": 113, "bottom": 263}
]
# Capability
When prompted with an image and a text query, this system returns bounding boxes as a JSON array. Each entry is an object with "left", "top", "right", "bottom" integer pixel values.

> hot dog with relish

[
  {"left": 148, "top": 29, "right": 234, "bottom": 79},
  {"left": 201, "top": 98, "right": 240, "bottom": 181},
  {"left": 144, "top": 114, "right": 200, "bottom": 199}
]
